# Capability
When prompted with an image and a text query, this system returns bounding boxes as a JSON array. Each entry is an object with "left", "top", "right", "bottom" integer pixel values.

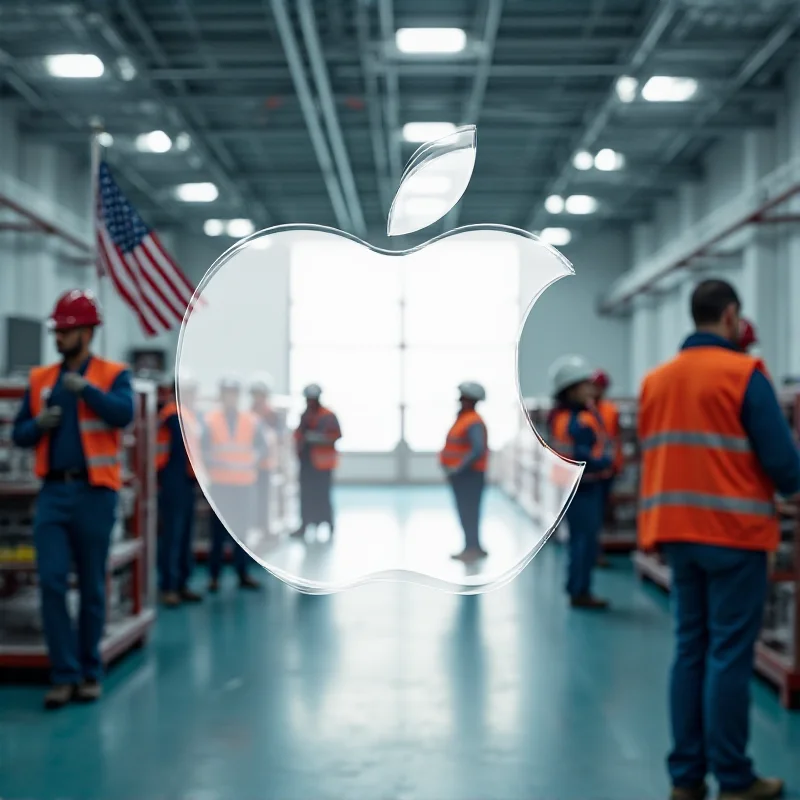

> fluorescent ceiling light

[
  {"left": 44, "top": 54, "right": 104, "bottom": 79},
  {"left": 97, "top": 132, "right": 113, "bottom": 147},
  {"left": 401, "top": 196, "right": 449, "bottom": 217},
  {"left": 544, "top": 194, "right": 565, "bottom": 214},
  {"left": 565, "top": 194, "right": 598, "bottom": 215},
  {"left": 136, "top": 130, "right": 172, "bottom": 153},
  {"left": 403, "top": 174, "right": 452, "bottom": 194},
  {"left": 203, "top": 219, "right": 224, "bottom": 236},
  {"left": 539, "top": 227, "right": 572, "bottom": 247},
  {"left": 642, "top": 76, "right": 698, "bottom": 102},
  {"left": 395, "top": 28, "right": 467, "bottom": 54},
  {"left": 175, "top": 132, "right": 192, "bottom": 152},
  {"left": 615, "top": 76, "right": 638, "bottom": 103},
  {"left": 402, "top": 122, "right": 456, "bottom": 142},
  {"left": 594, "top": 148, "right": 625, "bottom": 171},
  {"left": 572, "top": 151, "right": 594, "bottom": 171},
  {"left": 226, "top": 218, "right": 255, "bottom": 237},
  {"left": 116, "top": 57, "right": 137, "bottom": 81},
  {"left": 175, "top": 182, "right": 218, "bottom": 203}
]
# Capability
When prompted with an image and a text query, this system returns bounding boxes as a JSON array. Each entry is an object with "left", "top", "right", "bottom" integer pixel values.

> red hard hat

[
  {"left": 591, "top": 369, "right": 610, "bottom": 390},
  {"left": 48, "top": 289, "right": 103, "bottom": 331},
  {"left": 738, "top": 318, "right": 758, "bottom": 351}
]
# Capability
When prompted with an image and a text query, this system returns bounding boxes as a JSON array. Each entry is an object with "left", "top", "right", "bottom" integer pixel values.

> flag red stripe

[
  {"left": 122, "top": 251, "right": 173, "bottom": 331},
  {"left": 135, "top": 240, "right": 189, "bottom": 322}
]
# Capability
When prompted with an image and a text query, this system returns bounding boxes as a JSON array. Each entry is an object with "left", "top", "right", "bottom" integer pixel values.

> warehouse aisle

[{"left": 2, "top": 487, "right": 799, "bottom": 800}]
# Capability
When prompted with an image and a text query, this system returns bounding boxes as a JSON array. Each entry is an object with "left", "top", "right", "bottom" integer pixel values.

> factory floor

[{"left": 2, "top": 487, "right": 799, "bottom": 800}]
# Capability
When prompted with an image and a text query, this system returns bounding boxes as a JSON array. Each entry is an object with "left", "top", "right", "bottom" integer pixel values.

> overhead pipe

[
  {"left": 0, "top": 194, "right": 91, "bottom": 253},
  {"left": 297, "top": 0, "right": 367, "bottom": 237},
  {"left": 378, "top": 0, "right": 403, "bottom": 184},
  {"left": 269, "top": 0, "right": 352, "bottom": 232}
]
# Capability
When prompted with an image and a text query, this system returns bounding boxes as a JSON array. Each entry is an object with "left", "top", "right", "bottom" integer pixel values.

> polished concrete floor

[{"left": 2, "top": 487, "right": 799, "bottom": 800}]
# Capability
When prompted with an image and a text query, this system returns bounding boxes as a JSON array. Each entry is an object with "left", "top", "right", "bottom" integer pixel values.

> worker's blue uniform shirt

[
  {"left": 11, "top": 358, "right": 135, "bottom": 469},
  {"left": 159, "top": 411, "right": 200, "bottom": 486},
  {"left": 681, "top": 332, "right": 800, "bottom": 495},
  {"left": 553, "top": 402, "right": 613, "bottom": 487}
]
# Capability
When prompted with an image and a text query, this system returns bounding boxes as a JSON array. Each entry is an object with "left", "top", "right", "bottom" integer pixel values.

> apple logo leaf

[{"left": 387, "top": 124, "right": 477, "bottom": 237}]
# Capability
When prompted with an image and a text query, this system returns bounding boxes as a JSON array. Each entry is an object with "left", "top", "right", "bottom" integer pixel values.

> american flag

[{"left": 96, "top": 161, "right": 198, "bottom": 337}]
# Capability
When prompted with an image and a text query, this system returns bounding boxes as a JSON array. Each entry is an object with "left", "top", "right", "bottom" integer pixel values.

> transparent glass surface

[{"left": 176, "top": 225, "right": 584, "bottom": 594}]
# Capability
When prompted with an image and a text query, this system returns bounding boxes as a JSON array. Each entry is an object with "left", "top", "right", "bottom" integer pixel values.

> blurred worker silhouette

[
  {"left": 440, "top": 382, "right": 489, "bottom": 563},
  {"left": 250, "top": 373, "right": 278, "bottom": 535},
  {"left": 155, "top": 374, "right": 204, "bottom": 607},
  {"left": 202, "top": 376, "right": 264, "bottom": 591},
  {"left": 12, "top": 290, "right": 134, "bottom": 709},
  {"left": 291, "top": 384, "right": 341, "bottom": 540},
  {"left": 548, "top": 356, "right": 613, "bottom": 609},
  {"left": 737, "top": 317, "right": 759, "bottom": 354},
  {"left": 591, "top": 369, "right": 623, "bottom": 567},
  {"left": 639, "top": 280, "right": 799, "bottom": 800}
]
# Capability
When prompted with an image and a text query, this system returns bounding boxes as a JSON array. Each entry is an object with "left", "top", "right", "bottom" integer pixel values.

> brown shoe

[
  {"left": 570, "top": 594, "right": 610, "bottom": 609},
  {"left": 718, "top": 777, "right": 784, "bottom": 800},
  {"left": 160, "top": 591, "right": 181, "bottom": 608},
  {"left": 44, "top": 684, "right": 76, "bottom": 710},
  {"left": 450, "top": 548, "right": 487, "bottom": 563},
  {"left": 75, "top": 679, "right": 102, "bottom": 703},
  {"left": 669, "top": 784, "right": 707, "bottom": 800},
  {"left": 239, "top": 575, "right": 261, "bottom": 590},
  {"left": 180, "top": 589, "right": 203, "bottom": 603}
]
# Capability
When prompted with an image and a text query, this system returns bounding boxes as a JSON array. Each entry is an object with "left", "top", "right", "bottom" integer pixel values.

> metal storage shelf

[{"left": 0, "top": 379, "right": 158, "bottom": 674}]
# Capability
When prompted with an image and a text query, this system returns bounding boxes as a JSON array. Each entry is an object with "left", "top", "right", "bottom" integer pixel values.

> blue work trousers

[
  {"left": 158, "top": 478, "right": 196, "bottom": 593},
  {"left": 449, "top": 469, "right": 486, "bottom": 551},
  {"left": 663, "top": 543, "right": 768, "bottom": 793},
  {"left": 564, "top": 482, "right": 603, "bottom": 598},
  {"left": 208, "top": 484, "right": 254, "bottom": 580},
  {"left": 33, "top": 481, "right": 117, "bottom": 685}
]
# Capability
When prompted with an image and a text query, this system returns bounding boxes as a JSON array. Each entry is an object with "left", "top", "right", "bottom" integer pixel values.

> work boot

[
  {"left": 160, "top": 591, "right": 181, "bottom": 608},
  {"left": 669, "top": 784, "right": 707, "bottom": 800},
  {"left": 44, "top": 684, "right": 76, "bottom": 710},
  {"left": 290, "top": 525, "right": 306, "bottom": 539},
  {"left": 208, "top": 578, "right": 220, "bottom": 593},
  {"left": 75, "top": 679, "right": 102, "bottom": 703},
  {"left": 239, "top": 574, "right": 261, "bottom": 590},
  {"left": 451, "top": 548, "right": 486, "bottom": 563},
  {"left": 718, "top": 778, "right": 784, "bottom": 800},
  {"left": 180, "top": 588, "right": 203, "bottom": 603},
  {"left": 570, "top": 594, "right": 609, "bottom": 610}
]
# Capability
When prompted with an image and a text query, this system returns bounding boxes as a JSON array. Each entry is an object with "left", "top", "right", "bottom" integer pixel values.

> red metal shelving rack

[{"left": 0, "top": 378, "right": 158, "bottom": 672}]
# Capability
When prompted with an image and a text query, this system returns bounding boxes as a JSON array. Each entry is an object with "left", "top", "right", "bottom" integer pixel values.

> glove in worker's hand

[
  {"left": 35, "top": 406, "right": 62, "bottom": 431},
  {"left": 62, "top": 372, "right": 88, "bottom": 394}
]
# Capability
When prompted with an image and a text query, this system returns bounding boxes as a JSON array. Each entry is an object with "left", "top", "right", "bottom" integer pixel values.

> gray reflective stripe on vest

[
  {"left": 86, "top": 454, "right": 121, "bottom": 468},
  {"left": 156, "top": 443, "right": 169, "bottom": 454},
  {"left": 210, "top": 456, "right": 257, "bottom": 468},
  {"left": 213, "top": 443, "right": 254, "bottom": 454},
  {"left": 80, "top": 419, "right": 114, "bottom": 433},
  {"left": 640, "top": 491, "right": 774, "bottom": 516},
  {"left": 640, "top": 431, "right": 751, "bottom": 453}
]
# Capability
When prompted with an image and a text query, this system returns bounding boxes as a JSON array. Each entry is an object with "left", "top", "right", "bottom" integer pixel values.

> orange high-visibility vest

[
  {"left": 29, "top": 357, "right": 127, "bottom": 491},
  {"left": 294, "top": 407, "right": 341, "bottom": 471},
  {"left": 597, "top": 398, "right": 624, "bottom": 475},
  {"left": 205, "top": 409, "right": 258, "bottom": 486},
  {"left": 156, "top": 402, "right": 202, "bottom": 478},
  {"left": 638, "top": 347, "right": 779, "bottom": 552},
  {"left": 439, "top": 410, "right": 488, "bottom": 473},
  {"left": 549, "top": 406, "right": 610, "bottom": 483}
]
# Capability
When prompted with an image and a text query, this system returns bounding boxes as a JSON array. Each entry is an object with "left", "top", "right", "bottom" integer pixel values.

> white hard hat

[
  {"left": 549, "top": 355, "right": 594, "bottom": 395},
  {"left": 250, "top": 372, "right": 274, "bottom": 393},
  {"left": 176, "top": 370, "right": 198, "bottom": 391},
  {"left": 458, "top": 381, "right": 486, "bottom": 401},
  {"left": 303, "top": 383, "right": 322, "bottom": 400},
  {"left": 220, "top": 374, "right": 242, "bottom": 391}
]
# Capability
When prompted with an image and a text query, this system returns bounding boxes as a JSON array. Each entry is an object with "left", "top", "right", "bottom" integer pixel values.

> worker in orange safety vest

[
  {"left": 440, "top": 381, "right": 490, "bottom": 563},
  {"left": 202, "top": 376, "right": 266, "bottom": 591},
  {"left": 155, "top": 374, "right": 204, "bottom": 607},
  {"left": 250, "top": 372, "right": 279, "bottom": 534},
  {"left": 591, "top": 368, "right": 624, "bottom": 567},
  {"left": 548, "top": 355, "right": 614, "bottom": 610},
  {"left": 12, "top": 289, "right": 135, "bottom": 710},
  {"left": 290, "top": 384, "right": 341, "bottom": 540},
  {"left": 638, "top": 279, "right": 800, "bottom": 800}
]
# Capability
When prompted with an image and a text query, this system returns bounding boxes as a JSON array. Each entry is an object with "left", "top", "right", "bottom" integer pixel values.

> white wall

[
  {"left": 518, "top": 229, "right": 631, "bottom": 397},
  {"left": 624, "top": 55, "right": 800, "bottom": 391}
]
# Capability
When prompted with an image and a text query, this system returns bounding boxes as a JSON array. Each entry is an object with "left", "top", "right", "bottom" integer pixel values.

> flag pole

[{"left": 89, "top": 119, "right": 108, "bottom": 358}]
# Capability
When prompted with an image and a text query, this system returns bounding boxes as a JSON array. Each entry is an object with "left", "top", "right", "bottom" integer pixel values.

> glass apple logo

[{"left": 176, "top": 125, "right": 584, "bottom": 595}]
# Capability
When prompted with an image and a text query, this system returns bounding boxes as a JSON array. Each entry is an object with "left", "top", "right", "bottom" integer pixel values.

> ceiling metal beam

[
  {"left": 445, "top": 0, "right": 505, "bottom": 231},
  {"left": 378, "top": 0, "right": 403, "bottom": 184},
  {"left": 526, "top": 0, "right": 679, "bottom": 232},
  {"left": 269, "top": 0, "right": 352, "bottom": 232},
  {"left": 297, "top": 0, "right": 366, "bottom": 237}
]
